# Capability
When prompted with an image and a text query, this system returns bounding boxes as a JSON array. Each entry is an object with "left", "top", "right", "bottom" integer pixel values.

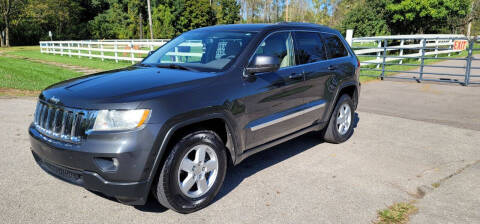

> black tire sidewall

[
  {"left": 327, "top": 95, "right": 355, "bottom": 143},
  {"left": 158, "top": 131, "right": 227, "bottom": 213}
]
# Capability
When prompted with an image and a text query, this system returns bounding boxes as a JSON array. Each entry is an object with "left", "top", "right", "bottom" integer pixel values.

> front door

[{"left": 242, "top": 31, "right": 310, "bottom": 149}]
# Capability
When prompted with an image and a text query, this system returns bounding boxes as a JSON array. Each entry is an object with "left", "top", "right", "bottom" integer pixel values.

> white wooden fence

[
  {"left": 40, "top": 34, "right": 470, "bottom": 66},
  {"left": 40, "top": 39, "right": 170, "bottom": 64}
]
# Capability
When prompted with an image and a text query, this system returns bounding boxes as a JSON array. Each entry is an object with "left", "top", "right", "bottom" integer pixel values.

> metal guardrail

[{"left": 351, "top": 35, "right": 479, "bottom": 86}]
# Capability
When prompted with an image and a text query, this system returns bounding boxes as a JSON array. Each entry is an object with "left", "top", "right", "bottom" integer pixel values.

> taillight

[{"left": 357, "top": 58, "right": 361, "bottom": 68}]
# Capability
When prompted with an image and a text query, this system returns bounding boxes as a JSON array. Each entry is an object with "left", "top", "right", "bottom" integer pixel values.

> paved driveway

[{"left": 0, "top": 81, "right": 479, "bottom": 223}]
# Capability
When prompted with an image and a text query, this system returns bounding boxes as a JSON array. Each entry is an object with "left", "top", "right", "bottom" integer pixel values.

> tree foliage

[
  {"left": 386, "top": 0, "right": 472, "bottom": 34},
  {"left": 1, "top": 0, "right": 479, "bottom": 46},
  {"left": 340, "top": 0, "right": 390, "bottom": 37}
]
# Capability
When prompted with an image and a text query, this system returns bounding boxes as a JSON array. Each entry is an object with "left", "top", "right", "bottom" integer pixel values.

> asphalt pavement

[{"left": 0, "top": 80, "right": 479, "bottom": 223}]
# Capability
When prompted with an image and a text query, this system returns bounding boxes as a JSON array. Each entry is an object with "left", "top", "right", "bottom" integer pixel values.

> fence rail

[
  {"left": 350, "top": 34, "right": 479, "bottom": 86},
  {"left": 40, "top": 34, "right": 479, "bottom": 86},
  {"left": 40, "top": 39, "right": 170, "bottom": 63}
]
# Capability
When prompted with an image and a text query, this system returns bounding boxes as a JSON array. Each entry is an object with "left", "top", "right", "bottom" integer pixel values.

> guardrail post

[
  {"left": 381, "top": 39, "right": 387, "bottom": 80},
  {"left": 399, "top": 39, "right": 405, "bottom": 64},
  {"left": 419, "top": 38, "right": 427, "bottom": 81},
  {"left": 464, "top": 39, "right": 474, "bottom": 86}
]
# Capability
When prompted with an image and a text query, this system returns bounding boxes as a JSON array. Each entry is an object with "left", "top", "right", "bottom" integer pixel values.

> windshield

[{"left": 142, "top": 31, "right": 257, "bottom": 72}]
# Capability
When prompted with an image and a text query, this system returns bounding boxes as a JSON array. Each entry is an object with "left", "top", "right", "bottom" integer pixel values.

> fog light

[{"left": 94, "top": 157, "right": 119, "bottom": 172}]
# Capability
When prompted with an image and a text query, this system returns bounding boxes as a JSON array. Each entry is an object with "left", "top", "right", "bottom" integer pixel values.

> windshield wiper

[{"left": 156, "top": 64, "right": 197, "bottom": 72}]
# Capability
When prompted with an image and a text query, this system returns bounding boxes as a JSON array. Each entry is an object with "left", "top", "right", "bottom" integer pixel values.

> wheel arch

[
  {"left": 144, "top": 112, "right": 239, "bottom": 195},
  {"left": 325, "top": 81, "right": 359, "bottom": 122}
]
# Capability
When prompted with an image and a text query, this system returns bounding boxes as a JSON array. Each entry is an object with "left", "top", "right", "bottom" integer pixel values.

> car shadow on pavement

[
  {"left": 133, "top": 112, "right": 359, "bottom": 213},
  {"left": 214, "top": 112, "right": 360, "bottom": 202}
]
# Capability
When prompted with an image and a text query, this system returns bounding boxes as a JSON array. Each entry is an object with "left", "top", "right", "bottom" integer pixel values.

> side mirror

[{"left": 245, "top": 55, "right": 280, "bottom": 75}]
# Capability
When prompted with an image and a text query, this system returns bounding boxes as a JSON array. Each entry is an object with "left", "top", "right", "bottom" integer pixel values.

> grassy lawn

[
  {"left": 5, "top": 46, "right": 132, "bottom": 70},
  {"left": 0, "top": 42, "right": 478, "bottom": 93},
  {"left": 0, "top": 56, "right": 82, "bottom": 91}
]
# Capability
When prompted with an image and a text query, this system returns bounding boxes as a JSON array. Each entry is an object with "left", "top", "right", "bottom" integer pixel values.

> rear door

[
  {"left": 320, "top": 33, "right": 355, "bottom": 119},
  {"left": 292, "top": 31, "right": 331, "bottom": 123}
]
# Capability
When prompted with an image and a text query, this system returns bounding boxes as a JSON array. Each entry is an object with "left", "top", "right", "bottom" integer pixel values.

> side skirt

[{"left": 235, "top": 121, "right": 327, "bottom": 165}]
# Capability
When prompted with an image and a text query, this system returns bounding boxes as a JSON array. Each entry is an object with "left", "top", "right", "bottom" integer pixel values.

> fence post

[
  {"left": 376, "top": 40, "right": 382, "bottom": 69},
  {"left": 100, "top": 42, "right": 104, "bottom": 61},
  {"left": 346, "top": 29, "right": 354, "bottom": 46},
  {"left": 418, "top": 39, "right": 424, "bottom": 62},
  {"left": 78, "top": 41, "right": 81, "bottom": 58},
  {"left": 464, "top": 39, "right": 474, "bottom": 86},
  {"left": 88, "top": 40, "right": 92, "bottom": 59},
  {"left": 435, "top": 38, "right": 439, "bottom": 58},
  {"left": 448, "top": 39, "right": 452, "bottom": 57},
  {"left": 381, "top": 39, "right": 387, "bottom": 80},
  {"left": 130, "top": 41, "right": 135, "bottom": 64},
  {"left": 68, "top": 42, "right": 72, "bottom": 57},
  {"left": 114, "top": 40, "right": 119, "bottom": 63},
  {"left": 419, "top": 38, "right": 427, "bottom": 81},
  {"left": 399, "top": 39, "right": 405, "bottom": 64}
]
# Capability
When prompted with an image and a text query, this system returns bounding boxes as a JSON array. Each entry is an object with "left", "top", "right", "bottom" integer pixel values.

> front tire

[
  {"left": 154, "top": 130, "right": 227, "bottom": 213},
  {"left": 322, "top": 94, "right": 355, "bottom": 143}
]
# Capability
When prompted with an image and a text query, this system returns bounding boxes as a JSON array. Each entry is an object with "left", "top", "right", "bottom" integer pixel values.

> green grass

[
  {"left": 376, "top": 202, "right": 418, "bottom": 224},
  {"left": 5, "top": 46, "right": 131, "bottom": 70},
  {"left": 0, "top": 56, "right": 82, "bottom": 91}
]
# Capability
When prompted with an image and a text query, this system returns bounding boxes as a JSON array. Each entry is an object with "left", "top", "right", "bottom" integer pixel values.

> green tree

[
  {"left": 176, "top": 0, "right": 216, "bottom": 35},
  {"left": 216, "top": 0, "right": 241, "bottom": 24},
  {"left": 152, "top": 1, "right": 175, "bottom": 38},
  {"left": 1, "top": 0, "right": 25, "bottom": 46},
  {"left": 386, "top": 0, "right": 471, "bottom": 34},
  {"left": 340, "top": 0, "right": 390, "bottom": 37},
  {"left": 88, "top": 0, "right": 146, "bottom": 39}
]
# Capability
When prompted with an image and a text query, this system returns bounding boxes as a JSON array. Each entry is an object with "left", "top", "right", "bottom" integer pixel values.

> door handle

[
  {"left": 289, "top": 73, "right": 303, "bottom": 80},
  {"left": 328, "top": 65, "right": 337, "bottom": 70}
]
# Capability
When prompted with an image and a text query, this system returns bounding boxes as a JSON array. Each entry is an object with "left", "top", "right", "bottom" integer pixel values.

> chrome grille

[{"left": 34, "top": 101, "right": 96, "bottom": 143}]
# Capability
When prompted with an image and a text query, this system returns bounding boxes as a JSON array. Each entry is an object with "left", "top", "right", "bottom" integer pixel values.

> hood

[{"left": 40, "top": 66, "right": 218, "bottom": 109}]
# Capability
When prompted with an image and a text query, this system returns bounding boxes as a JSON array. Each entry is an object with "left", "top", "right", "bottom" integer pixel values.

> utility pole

[{"left": 147, "top": 0, "right": 154, "bottom": 40}]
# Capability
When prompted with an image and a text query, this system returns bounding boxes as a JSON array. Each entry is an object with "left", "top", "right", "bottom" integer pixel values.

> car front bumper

[{"left": 29, "top": 123, "right": 162, "bottom": 205}]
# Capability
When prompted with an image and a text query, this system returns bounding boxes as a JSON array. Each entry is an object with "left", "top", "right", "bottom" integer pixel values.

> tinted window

[
  {"left": 323, "top": 33, "right": 348, "bottom": 59},
  {"left": 294, "top": 32, "right": 327, "bottom": 64},
  {"left": 252, "top": 32, "right": 295, "bottom": 68}
]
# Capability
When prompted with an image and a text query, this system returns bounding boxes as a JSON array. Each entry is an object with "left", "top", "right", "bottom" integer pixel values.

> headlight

[{"left": 92, "top": 109, "right": 151, "bottom": 131}]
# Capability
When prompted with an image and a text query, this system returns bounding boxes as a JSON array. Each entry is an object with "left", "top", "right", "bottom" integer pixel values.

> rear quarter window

[{"left": 322, "top": 33, "right": 349, "bottom": 59}]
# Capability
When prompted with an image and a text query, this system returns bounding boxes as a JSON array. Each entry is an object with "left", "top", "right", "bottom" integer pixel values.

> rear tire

[
  {"left": 153, "top": 130, "right": 227, "bottom": 213},
  {"left": 322, "top": 94, "right": 355, "bottom": 143}
]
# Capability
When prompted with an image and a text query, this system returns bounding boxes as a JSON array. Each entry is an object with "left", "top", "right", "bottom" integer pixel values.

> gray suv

[{"left": 29, "top": 23, "right": 360, "bottom": 213}]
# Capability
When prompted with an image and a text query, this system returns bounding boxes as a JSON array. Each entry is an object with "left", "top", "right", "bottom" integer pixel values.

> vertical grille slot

[{"left": 33, "top": 101, "right": 95, "bottom": 144}]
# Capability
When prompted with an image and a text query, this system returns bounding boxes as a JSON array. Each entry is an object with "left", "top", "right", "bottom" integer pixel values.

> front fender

[{"left": 141, "top": 108, "right": 241, "bottom": 198}]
